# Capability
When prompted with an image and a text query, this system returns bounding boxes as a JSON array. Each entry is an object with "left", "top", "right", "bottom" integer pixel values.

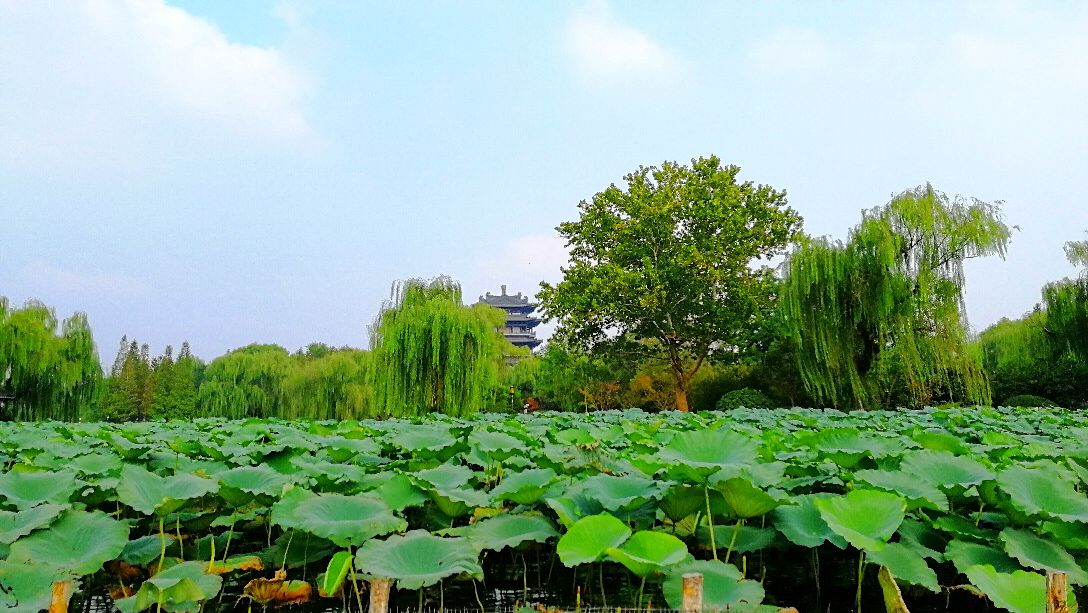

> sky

[{"left": 2, "top": 0, "right": 1087, "bottom": 363}]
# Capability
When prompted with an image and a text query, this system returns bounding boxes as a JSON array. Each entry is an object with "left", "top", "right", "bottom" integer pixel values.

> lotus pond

[{"left": 1, "top": 407, "right": 1087, "bottom": 613}]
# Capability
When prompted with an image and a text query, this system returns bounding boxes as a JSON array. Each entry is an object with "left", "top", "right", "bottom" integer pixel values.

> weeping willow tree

[
  {"left": 197, "top": 344, "right": 293, "bottom": 418},
  {"left": 780, "top": 185, "right": 1011, "bottom": 409},
  {"left": 369, "top": 277, "right": 507, "bottom": 417},
  {"left": 0, "top": 297, "right": 101, "bottom": 420},
  {"left": 1042, "top": 235, "right": 1088, "bottom": 362},
  {"left": 281, "top": 350, "right": 371, "bottom": 420}
]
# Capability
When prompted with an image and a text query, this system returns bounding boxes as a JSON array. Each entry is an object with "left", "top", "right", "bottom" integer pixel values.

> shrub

[
  {"left": 716, "top": 388, "right": 773, "bottom": 411},
  {"left": 1002, "top": 394, "right": 1059, "bottom": 408}
]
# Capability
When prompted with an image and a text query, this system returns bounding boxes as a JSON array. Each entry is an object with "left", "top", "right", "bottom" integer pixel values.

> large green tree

[
  {"left": 369, "top": 277, "right": 507, "bottom": 417},
  {"left": 1042, "top": 234, "right": 1088, "bottom": 363},
  {"left": 0, "top": 298, "right": 101, "bottom": 420},
  {"left": 537, "top": 156, "right": 802, "bottom": 412},
  {"left": 197, "top": 344, "right": 293, "bottom": 418},
  {"left": 780, "top": 185, "right": 1011, "bottom": 409}
]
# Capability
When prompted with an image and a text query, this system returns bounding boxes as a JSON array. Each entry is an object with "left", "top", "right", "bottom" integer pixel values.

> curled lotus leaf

[
  {"left": 999, "top": 528, "right": 1088, "bottom": 585},
  {"left": 963, "top": 565, "right": 1047, "bottom": 613},
  {"left": 771, "top": 494, "right": 846, "bottom": 549},
  {"left": 713, "top": 477, "right": 785, "bottom": 518},
  {"left": 814, "top": 489, "right": 905, "bottom": 552},
  {"left": 243, "top": 570, "right": 312, "bottom": 606},
  {"left": 865, "top": 542, "right": 939, "bottom": 592},
  {"left": 0, "top": 503, "right": 68, "bottom": 544},
  {"left": 944, "top": 539, "right": 1021, "bottom": 575},
  {"left": 115, "top": 465, "right": 218, "bottom": 516},
  {"left": 490, "top": 468, "right": 558, "bottom": 505},
  {"left": 852, "top": 469, "right": 948, "bottom": 511},
  {"left": 658, "top": 430, "right": 759, "bottom": 480},
  {"left": 207, "top": 555, "right": 264, "bottom": 575},
  {"left": 556, "top": 513, "right": 631, "bottom": 567},
  {"left": 442, "top": 513, "right": 558, "bottom": 553},
  {"left": 898, "top": 450, "right": 994, "bottom": 489},
  {"left": 318, "top": 551, "right": 353, "bottom": 599},
  {"left": 0, "top": 468, "right": 80, "bottom": 509},
  {"left": 116, "top": 561, "right": 223, "bottom": 613},
  {"left": 217, "top": 465, "right": 291, "bottom": 504},
  {"left": 355, "top": 530, "right": 483, "bottom": 590},
  {"left": 8, "top": 509, "right": 129, "bottom": 575},
  {"left": 998, "top": 463, "right": 1088, "bottom": 523},
  {"left": 576, "top": 473, "right": 668, "bottom": 512},
  {"left": 605, "top": 530, "right": 689, "bottom": 577}
]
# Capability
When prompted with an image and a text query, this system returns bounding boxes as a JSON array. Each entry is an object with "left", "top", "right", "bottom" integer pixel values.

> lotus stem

[
  {"left": 521, "top": 552, "right": 529, "bottom": 601},
  {"left": 349, "top": 546, "right": 365, "bottom": 613},
  {"left": 176, "top": 516, "right": 184, "bottom": 560},
  {"left": 221, "top": 520, "right": 235, "bottom": 562},
  {"left": 855, "top": 550, "right": 865, "bottom": 613},
  {"left": 599, "top": 562, "right": 608, "bottom": 608},
  {"left": 472, "top": 579, "right": 485, "bottom": 613},
  {"left": 636, "top": 576, "right": 646, "bottom": 609},
  {"left": 440, "top": 579, "right": 444, "bottom": 613},
  {"left": 704, "top": 486, "right": 718, "bottom": 560},
  {"left": 724, "top": 518, "right": 744, "bottom": 564}
]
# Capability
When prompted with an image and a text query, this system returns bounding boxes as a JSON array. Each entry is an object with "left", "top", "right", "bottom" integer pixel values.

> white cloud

[
  {"left": 0, "top": 0, "right": 312, "bottom": 171},
  {"left": 564, "top": 2, "right": 680, "bottom": 82},
  {"left": 751, "top": 27, "right": 833, "bottom": 74}
]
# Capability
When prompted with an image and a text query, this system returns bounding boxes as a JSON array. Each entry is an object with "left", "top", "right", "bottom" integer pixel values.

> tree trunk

[{"left": 675, "top": 387, "right": 690, "bottom": 412}]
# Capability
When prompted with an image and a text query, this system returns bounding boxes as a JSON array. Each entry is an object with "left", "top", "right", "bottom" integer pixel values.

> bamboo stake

[
  {"left": 681, "top": 573, "right": 703, "bottom": 613},
  {"left": 1047, "top": 571, "right": 1069, "bottom": 613},
  {"left": 48, "top": 580, "right": 73, "bottom": 613},
  {"left": 369, "top": 578, "right": 392, "bottom": 613}
]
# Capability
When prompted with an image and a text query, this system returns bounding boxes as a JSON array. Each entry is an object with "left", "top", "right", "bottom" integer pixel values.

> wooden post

[
  {"left": 369, "top": 578, "right": 392, "bottom": 613},
  {"left": 48, "top": 581, "right": 73, "bottom": 613},
  {"left": 1047, "top": 571, "right": 1069, "bottom": 613},
  {"left": 681, "top": 573, "right": 703, "bottom": 613}
]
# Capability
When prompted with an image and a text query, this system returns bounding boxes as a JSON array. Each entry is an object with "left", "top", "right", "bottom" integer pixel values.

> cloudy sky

[{"left": 2, "top": 0, "right": 1087, "bottom": 361}]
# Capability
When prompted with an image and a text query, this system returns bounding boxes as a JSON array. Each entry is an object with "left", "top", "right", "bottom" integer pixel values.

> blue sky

[{"left": 2, "top": 0, "right": 1087, "bottom": 362}]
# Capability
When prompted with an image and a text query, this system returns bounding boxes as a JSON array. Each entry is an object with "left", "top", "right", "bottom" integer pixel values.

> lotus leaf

[
  {"left": 318, "top": 551, "right": 353, "bottom": 599},
  {"left": 944, "top": 539, "right": 1021, "bottom": 575},
  {"left": 544, "top": 493, "right": 604, "bottom": 528},
  {"left": 270, "top": 488, "right": 405, "bottom": 547},
  {"left": 217, "top": 465, "right": 291, "bottom": 504},
  {"left": 576, "top": 473, "right": 667, "bottom": 512},
  {"left": 658, "top": 430, "right": 759, "bottom": 480},
  {"left": 661, "top": 559, "right": 764, "bottom": 611},
  {"left": 372, "top": 472, "right": 429, "bottom": 510},
  {"left": 998, "top": 463, "right": 1088, "bottom": 522},
  {"left": 115, "top": 465, "right": 218, "bottom": 516},
  {"left": 8, "top": 509, "right": 128, "bottom": 575},
  {"left": 0, "top": 503, "right": 67, "bottom": 544},
  {"left": 605, "top": 530, "right": 689, "bottom": 577},
  {"left": 898, "top": 450, "right": 994, "bottom": 489},
  {"left": 0, "top": 561, "right": 75, "bottom": 613},
  {"left": 714, "top": 477, "right": 784, "bottom": 518},
  {"left": 490, "top": 468, "right": 558, "bottom": 505},
  {"left": 0, "top": 469, "right": 80, "bottom": 509},
  {"left": 696, "top": 525, "right": 777, "bottom": 554},
  {"left": 771, "top": 495, "right": 847, "bottom": 548},
  {"left": 815, "top": 489, "right": 905, "bottom": 551},
  {"left": 999, "top": 528, "right": 1088, "bottom": 584},
  {"left": 116, "top": 561, "right": 223, "bottom": 613},
  {"left": 207, "top": 555, "right": 264, "bottom": 575},
  {"left": 243, "top": 571, "right": 312, "bottom": 606},
  {"left": 852, "top": 469, "right": 948, "bottom": 511},
  {"left": 557, "top": 513, "right": 632, "bottom": 566},
  {"left": 355, "top": 530, "right": 483, "bottom": 589},
  {"left": 895, "top": 519, "right": 946, "bottom": 561},
  {"left": 444, "top": 513, "right": 558, "bottom": 552},
  {"left": 963, "top": 565, "right": 1046, "bottom": 613},
  {"left": 121, "top": 534, "right": 177, "bottom": 565},
  {"left": 865, "top": 542, "right": 939, "bottom": 592}
]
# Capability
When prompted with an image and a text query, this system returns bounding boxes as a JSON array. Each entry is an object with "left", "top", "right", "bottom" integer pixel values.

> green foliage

[
  {"left": 538, "top": 156, "right": 802, "bottom": 411},
  {"left": 715, "top": 387, "right": 772, "bottom": 411},
  {"left": 0, "top": 298, "right": 101, "bottom": 420},
  {"left": 1002, "top": 394, "right": 1058, "bottom": 408},
  {"left": 281, "top": 349, "right": 371, "bottom": 419},
  {"left": 781, "top": 185, "right": 1011, "bottom": 409},
  {"left": 198, "top": 344, "right": 293, "bottom": 418},
  {"left": 369, "top": 277, "right": 507, "bottom": 417}
]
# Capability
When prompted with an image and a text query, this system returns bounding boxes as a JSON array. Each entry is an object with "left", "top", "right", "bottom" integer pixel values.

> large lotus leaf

[
  {"left": 696, "top": 525, "right": 777, "bottom": 554},
  {"left": 270, "top": 488, "right": 405, "bottom": 547},
  {"left": 490, "top": 468, "right": 558, "bottom": 505},
  {"left": 713, "top": 477, "right": 784, "bottom": 518},
  {"left": 1040, "top": 521, "right": 1088, "bottom": 551},
  {"left": 557, "top": 513, "right": 632, "bottom": 567},
  {"left": 899, "top": 450, "right": 994, "bottom": 489},
  {"left": 355, "top": 530, "right": 482, "bottom": 590},
  {"left": 218, "top": 465, "right": 291, "bottom": 505},
  {"left": 319, "top": 551, "right": 354, "bottom": 599},
  {"left": 576, "top": 473, "right": 667, "bottom": 512},
  {"left": 866, "top": 542, "right": 939, "bottom": 592},
  {"left": 771, "top": 495, "right": 847, "bottom": 549},
  {"left": 444, "top": 514, "right": 558, "bottom": 553},
  {"left": 372, "top": 473, "right": 429, "bottom": 511},
  {"left": 0, "top": 561, "right": 75, "bottom": 613},
  {"left": 999, "top": 528, "right": 1088, "bottom": 584},
  {"left": 661, "top": 559, "right": 764, "bottom": 611},
  {"left": 388, "top": 426, "right": 457, "bottom": 452},
  {"left": 852, "top": 469, "right": 948, "bottom": 511},
  {"left": 998, "top": 464, "right": 1088, "bottom": 522},
  {"left": 895, "top": 519, "right": 946, "bottom": 561},
  {"left": 964, "top": 565, "right": 1046, "bottom": 613},
  {"left": 812, "top": 428, "right": 900, "bottom": 467},
  {"left": 69, "top": 452, "right": 123, "bottom": 477},
  {"left": 545, "top": 493, "right": 604, "bottom": 528},
  {"left": 912, "top": 430, "right": 972, "bottom": 455},
  {"left": 115, "top": 465, "right": 218, "bottom": 516},
  {"left": 116, "top": 560, "right": 223, "bottom": 613},
  {"left": 658, "top": 430, "right": 759, "bottom": 480},
  {"left": 815, "top": 490, "right": 905, "bottom": 552},
  {"left": 945, "top": 539, "right": 1021, "bottom": 575},
  {"left": 934, "top": 514, "right": 997, "bottom": 542},
  {"left": 0, "top": 469, "right": 80, "bottom": 509},
  {"left": 414, "top": 464, "right": 490, "bottom": 509},
  {"left": 470, "top": 430, "right": 523, "bottom": 455},
  {"left": 8, "top": 509, "right": 129, "bottom": 574},
  {"left": 0, "top": 503, "right": 67, "bottom": 544},
  {"left": 122, "top": 534, "right": 178, "bottom": 565},
  {"left": 606, "top": 530, "right": 689, "bottom": 577},
  {"left": 659, "top": 485, "right": 708, "bottom": 522}
]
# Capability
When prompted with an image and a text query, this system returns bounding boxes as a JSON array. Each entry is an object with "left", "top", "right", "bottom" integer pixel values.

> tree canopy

[
  {"left": 780, "top": 185, "right": 1011, "bottom": 409},
  {"left": 537, "top": 156, "right": 802, "bottom": 412},
  {"left": 369, "top": 277, "right": 507, "bottom": 417}
]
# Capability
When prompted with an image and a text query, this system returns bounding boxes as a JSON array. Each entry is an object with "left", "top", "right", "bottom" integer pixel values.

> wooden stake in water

[
  {"left": 681, "top": 573, "right": 703, "bottom": 613},
  {"left": 1047, "top": 571, "right": 1069, "bottom": 613},
  {"left": 369, "top": 578, "right": 392, "bottom": 613},
  {"left": 48, "top": 581, "right": 73, "bottom": 613}
]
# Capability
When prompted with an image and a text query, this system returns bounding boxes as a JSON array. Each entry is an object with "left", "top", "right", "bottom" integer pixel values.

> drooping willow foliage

[
  {"left": 0, "top": 297, "right": 101, "bottom": 420},
  {"left": 197, "top": 344, "right": 294, "bottom": 419},
  {"left": 780, "top": 185, "right": 1011, "bottom": 409},
  {"left": 281, "top": 350, "right": 371, "bottom": 420},
  {"left": 369, "top": 277, "right": 507, "bottom": 417},
  {"left": 1043, "top": 236, "right": 1088, "bottom": 362}
]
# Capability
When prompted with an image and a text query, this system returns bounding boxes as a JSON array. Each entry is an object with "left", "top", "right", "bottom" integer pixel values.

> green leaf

[
  {"left": 999, "top": 528, "right": 1088, "bottom": 584},
  {"left": 355, "top": 530, "right": 483, "bottom": 590},
  {"left": 576, "top": 473, "right": 667, "bottom": 512},
  {"left": 270, "top": 488, "right": 406, "bottom": 548},
  {"left": 0, "top": 562, "right": 74, "bottom": 613},
  {"left": 372, "top": 473, "right": 429, "bottom": 511},
  {"left": 320, "top": 551, "right": 353, "bottom": 599},
  {"left": 898, "top": 450, "right": 994, "bottom": 489},
  {"left": 866, "top": 542, "right": 939, "bottom": 592},
  {"left": 0, "top": 503, "right": 67, "bottom": 544},
  {"left": 122, "top": 534, "right": 178, "bottom": 565},
  {"left": 998, "top": 463, "right": 1088, "bottom": 522},
  {"left": 490, "top": 468, "right": 557, "bottom": 505},
  {"left": 815, "top": 489, "right": 905, "bottom": 551},
  {"left": 772, "top": 495, "right": 847, "bottom": 548},
  {"left": 605, "top": 530, "right": 688, "bottom": 577},
  {"left": 8, "top": 509, "right": 129, "bottom": 575},
  {"left": 115, "top": 465, "right": 218, "bottom": 516},
  {"left": 714, "top": 477, "right": 783, "bottom": 518},
  {"left": 658, "top": 430, "right": 759, "bottom": 480},
  {"left": 944, "top": 539, "right": 1021, "bottom": 575},
  {"left": 217, "top": 465, "right": 291, "bottom": 505},
  {"left": 444, "top": 514, "right": 558, "bottom": 553},
  {"left": 696, "top": 525, "right": 777, "bottom": 554},
  {"left": 115, "top": 560, "right": 223, "bottom": 613},
  {"left": 556, "top": 513, "right": 632, "bottom": 567},
  {"left": 661, "top": 559, "right": 764, "bottom": 611},
  {"left": 964, "top": 565, "right": 1045, "bottom": 613},
  {"left": 853, "top": 469, "right": 948, "bottom": 511},
  {"left": 0, "top": 469, "right": 79, "bottom": 509}
]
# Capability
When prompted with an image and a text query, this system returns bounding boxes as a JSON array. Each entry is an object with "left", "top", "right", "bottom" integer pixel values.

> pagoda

[{"left": 478, "top": 285, "right": 542, "bottom": 350}]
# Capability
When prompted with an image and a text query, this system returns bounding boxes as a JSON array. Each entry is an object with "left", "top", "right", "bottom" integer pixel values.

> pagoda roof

[
  {"left": 478, "top": 285, "right": 536, "bottom": 309},
  {"left": 505, "top": 312, "right": 541, "bottom": 324}
]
